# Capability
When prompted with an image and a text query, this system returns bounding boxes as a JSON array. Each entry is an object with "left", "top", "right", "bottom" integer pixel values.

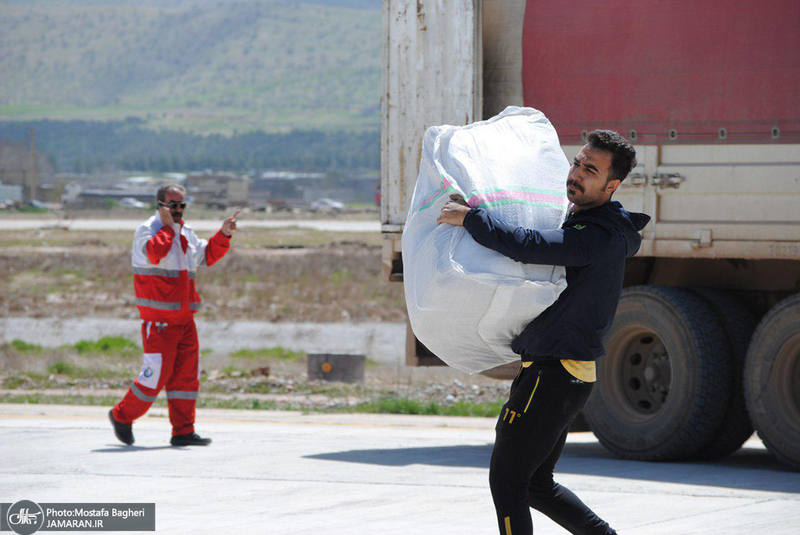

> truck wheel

[
  {"left": 688, "top": 288, "right": 756, "bottom": 460},
  {"left": 583, "top": 286, "right": 732, "bottom": 461},
  {"left": 744, "top": 294, "right": 800, "bottom": 471}
]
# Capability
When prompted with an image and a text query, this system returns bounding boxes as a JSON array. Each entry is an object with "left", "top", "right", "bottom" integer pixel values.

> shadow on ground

[
  {"left": 305, "top": 440, "right": 800, "bottom": 494},
  {"left": 92, "top": 444, "right": 174, "bottom": 453}
]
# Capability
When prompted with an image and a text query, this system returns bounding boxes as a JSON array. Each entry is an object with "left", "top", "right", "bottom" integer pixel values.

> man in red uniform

[{"left": 109, "top": 184, "right": 238, "bottom": 446}]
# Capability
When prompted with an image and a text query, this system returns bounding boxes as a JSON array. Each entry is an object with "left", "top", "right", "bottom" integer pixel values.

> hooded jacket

[{"left": 462, "top": 200, "right": 650, "bottom": 362}]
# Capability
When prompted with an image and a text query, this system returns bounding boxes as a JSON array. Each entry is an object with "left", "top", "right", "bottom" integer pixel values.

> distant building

[
  {"left": 0, "top": 169, "right": 32, "bottom": 201},
  {"left": 77, "top": 187, "right": 153, "bottom": 203},
  {"left": 37, "top": 183, "right": 64, "bottom": 203},
  {"left": 251, "top": 171, "right": 378, "bottom": 204},
  {"left": 0, "top": 171, "right": 63, "bottom": 204},
  {"left": 0, "top": 181, "right": 23, "bottom": 202},
  {"left": 185, "top": 173, "right": 249, "bottom": 208},
  {"left": 121, "top": 176, "right": 161, "bottom": 188}
]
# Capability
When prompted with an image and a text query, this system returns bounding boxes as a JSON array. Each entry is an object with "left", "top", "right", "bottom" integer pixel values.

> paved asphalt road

[
  {"left": 1, "top": 404, "right": 798, "bottom": 534},
  {"left": 0, "top": 219, "right": 380, "bottom": 232}
]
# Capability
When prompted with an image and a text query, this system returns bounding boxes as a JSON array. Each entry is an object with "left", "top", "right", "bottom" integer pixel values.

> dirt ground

[
  {"left": 0, "top": 227, "right": 405, "bottom": 322},
  {"left": 1, "top": 223, "right": 510, "bottom": 415}
]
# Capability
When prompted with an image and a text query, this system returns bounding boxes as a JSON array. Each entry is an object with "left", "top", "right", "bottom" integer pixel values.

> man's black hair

[
  {"left": 587, "top": 130, "right": 637, "bottom": 182},
  {"left": 156, "top": 184, "right": 186, "bottom": 203}
]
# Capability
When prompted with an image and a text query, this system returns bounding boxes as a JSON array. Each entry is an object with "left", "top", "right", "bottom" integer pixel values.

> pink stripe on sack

[
  {"left": 467, "top": 190, "right": 566, "bottom": 207},
  {"left": 417, "top": 176, "right": 454, "bottom": 208}
]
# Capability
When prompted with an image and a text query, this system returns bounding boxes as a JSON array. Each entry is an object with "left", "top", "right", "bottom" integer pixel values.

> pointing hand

[{"left": 221, "top": 210, "right": 241, "bottom": 237}]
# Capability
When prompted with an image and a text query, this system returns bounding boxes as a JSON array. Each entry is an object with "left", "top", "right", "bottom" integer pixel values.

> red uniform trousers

[{"left": 113, "top": 320, "right": 200, "bottom": 436}]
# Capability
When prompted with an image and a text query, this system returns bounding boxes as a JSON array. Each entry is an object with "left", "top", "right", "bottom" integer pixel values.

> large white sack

[{"left": 402, "top": 106, "right": 570, "bottom": 373}]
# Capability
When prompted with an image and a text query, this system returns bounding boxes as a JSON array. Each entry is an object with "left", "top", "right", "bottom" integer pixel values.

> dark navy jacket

[{"left": 462, "top": 201, "right": 651, "bottom": 362}]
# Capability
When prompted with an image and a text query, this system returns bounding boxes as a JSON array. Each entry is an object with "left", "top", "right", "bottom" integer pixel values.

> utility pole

[{"left": 29, "top": 127, "right": 38, "bottom": 202}]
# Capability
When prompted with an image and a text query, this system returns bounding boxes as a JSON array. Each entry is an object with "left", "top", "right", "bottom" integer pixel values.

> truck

[{"left": 380, "top": 0, "right": 800, "bottom": 469}]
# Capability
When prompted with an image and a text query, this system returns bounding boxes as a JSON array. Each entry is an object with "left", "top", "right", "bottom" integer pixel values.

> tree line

[{"left": 0, "top": 119, "right": 379, "bottom": 174}]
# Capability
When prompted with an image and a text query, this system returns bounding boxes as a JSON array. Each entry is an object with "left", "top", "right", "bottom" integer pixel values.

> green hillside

[{"left": 0, "top": 0, "right": 382, "bottom": 135}]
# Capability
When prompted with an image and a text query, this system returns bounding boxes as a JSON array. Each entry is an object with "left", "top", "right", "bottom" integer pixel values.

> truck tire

[
  {"left": 583, "top": 285, "right": 732, "bottom": 461},
  {"left": 744, "top": 294, "right": 800, "bottom": 471},
  {"left": 688, "top": 288, "right": 756, "bottom": 460}
]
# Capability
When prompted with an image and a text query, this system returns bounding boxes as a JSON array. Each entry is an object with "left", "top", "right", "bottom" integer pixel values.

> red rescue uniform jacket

[{"left": 132, "top": 214, "right": 230, "bottom": 324}]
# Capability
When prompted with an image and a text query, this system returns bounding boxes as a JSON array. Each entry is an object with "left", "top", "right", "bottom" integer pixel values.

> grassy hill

[{"left": 0, "top": 0, "right": 382, "bottom": 135}]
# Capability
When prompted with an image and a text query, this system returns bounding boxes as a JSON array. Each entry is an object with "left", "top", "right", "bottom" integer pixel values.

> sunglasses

[{"left": 159, "top": 201, "right": 187, "bottom": 210}]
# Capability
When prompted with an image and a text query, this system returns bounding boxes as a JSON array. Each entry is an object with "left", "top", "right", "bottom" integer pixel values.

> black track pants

[{"left": 489, "top": 361, "right": 616, "bottom": 535}]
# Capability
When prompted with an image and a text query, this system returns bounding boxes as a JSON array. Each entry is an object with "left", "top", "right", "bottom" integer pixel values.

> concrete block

[{"left": 307, "top": 353, "right": 365, "bottom": 383}]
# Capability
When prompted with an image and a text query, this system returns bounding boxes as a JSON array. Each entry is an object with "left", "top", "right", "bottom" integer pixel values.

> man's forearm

[
  {"left": 205, "top": 230, "right": 230, "bottom": 266},
  {"left": 463, "top": 207, "right": 596, "bottom": 267},
  {"left": 463, "top": 208, "right": 538, "bottom": 263},
  {"left": 145, "top": 226, "right": 175, "bottom": 265}
]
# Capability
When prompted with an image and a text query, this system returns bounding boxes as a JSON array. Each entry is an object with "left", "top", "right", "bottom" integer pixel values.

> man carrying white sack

[{"left": 438, "top": 130, "right": 650, "bottom": 535}]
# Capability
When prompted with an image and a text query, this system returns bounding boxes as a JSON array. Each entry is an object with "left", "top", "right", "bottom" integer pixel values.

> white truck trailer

[{"left": 380, "top": 0, "right": 800, "bottom": 469}]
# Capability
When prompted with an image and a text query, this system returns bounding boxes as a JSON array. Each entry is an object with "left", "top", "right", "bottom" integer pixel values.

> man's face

[
  {"left": 566, "top": 145, "right": 619, "bottom": 209},
  {"left": 163, "top": 189, "right": 186, "bottom": 223}
]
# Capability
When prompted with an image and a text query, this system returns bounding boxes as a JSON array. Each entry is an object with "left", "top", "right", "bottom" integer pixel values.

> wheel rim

[
  {"left": 772, "top": 335, "right": 800, "bottom": 433},
  {"left": 605, "top": 327, "right": 672, "bottom": 420}
]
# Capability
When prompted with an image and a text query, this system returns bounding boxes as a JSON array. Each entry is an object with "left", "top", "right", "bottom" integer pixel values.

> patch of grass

[
  {"left": 48, "top": 361, "right": 84, "bottom": 377},
  {"left": 73, "top": 337, "right": 139, "bottom": 355},
  {"left": 0, "top": 392, "right": 278, "bottom": 411},
  {"left": 17, "top": 206, "right": 47, "bottom": 214},
  {"left": 197, "top": 397, "right": 278, "bottom": 411},
  {"left": 10, "top": 340, "right": 42, "bottom": 352},
  {"left": 39, "top": 362, "right": 130, "bottom": 381},
  {"left": 2, "top": 376, "right": 30, "bottom": 389},
  {"left": 0, "top": 393, "right": 120, "bottom": 406},
  {"left": 298, "top": 382, "right": 363, "bottom": 396},
  {"left": 328, "top": 268, "right": 352, "bottom": 285},
  {"left": 0, "top": 391, "right": 502, "bottom": 417},
  {"left": 220, "top": 365, "right": 249, "bottom": 376},
  {"left": 230, "top": 347, "right": 305, "bottom": 361},
  {"left": 345, "top": 397, "right": 505, "bottom": 418},
  {"left": 347, "top": 203, "right": 379, "bottom": 211},
  {"left": 1, "top": 371, "right": 50, "bottom": 389}
]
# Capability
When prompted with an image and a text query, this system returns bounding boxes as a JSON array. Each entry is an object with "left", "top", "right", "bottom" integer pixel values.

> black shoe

[
  {"left": 108, "top": 409, "right": 134, "bottom": 445},
  {"left": 170, "top": 433, "right": 212, "bottom": 446}
]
